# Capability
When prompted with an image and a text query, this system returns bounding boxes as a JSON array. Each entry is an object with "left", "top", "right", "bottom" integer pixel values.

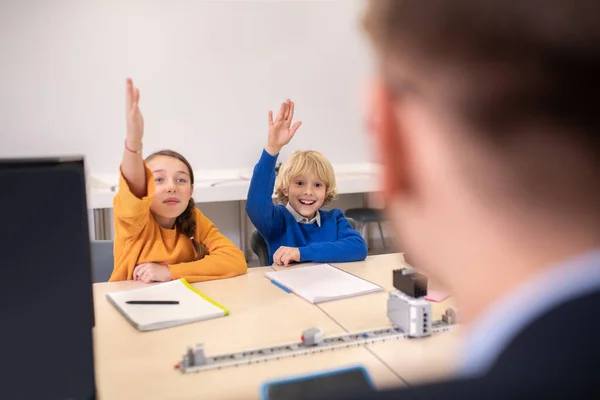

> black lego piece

[{"left": 392, "top": 268, "right": 428, "bottom": 298}]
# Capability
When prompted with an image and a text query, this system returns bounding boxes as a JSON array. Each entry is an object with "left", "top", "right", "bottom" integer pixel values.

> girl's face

[{"left": 146, "top": 155, "right": 193, "bottom": 228}]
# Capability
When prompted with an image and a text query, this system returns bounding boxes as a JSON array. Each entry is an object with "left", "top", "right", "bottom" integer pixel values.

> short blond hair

[{"left": 275, "top": 150, "right": 338, "bottom": 205}]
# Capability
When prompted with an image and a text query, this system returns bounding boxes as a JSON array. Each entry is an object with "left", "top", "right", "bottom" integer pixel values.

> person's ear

[
  {"left": 369, "top": 80, "right": 410, "bottom": 206},
  {"left": 282, "top": 186, "right": 289, "bottom": 197}
]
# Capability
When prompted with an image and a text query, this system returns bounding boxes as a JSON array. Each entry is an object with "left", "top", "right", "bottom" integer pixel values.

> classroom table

[
  {"left": 274, "top": 253, "right": 463, "bottom": 385},
  {"left": 328, "top": 254, "right": 463, "bottom": 386},
  {"left": 93, "top": 254, "right": 461, "bottom": 399}
]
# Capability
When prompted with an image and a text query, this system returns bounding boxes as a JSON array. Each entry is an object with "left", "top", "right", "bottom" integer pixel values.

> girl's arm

[
  {"left": 120, "top": 77, "right": 147, "bottom": 199},
  {"left": 113, "top": 79, "right": 154, "bottom": 240},
  {"left": 168, "top": 210, "right": 248, "bottom": 282}
]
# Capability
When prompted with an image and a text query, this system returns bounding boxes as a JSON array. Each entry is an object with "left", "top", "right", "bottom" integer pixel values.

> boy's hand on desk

[
  {"left": 133, "top": 262, "right": 173, "bottom": 284},
  {"left": 265, "top": 99, "right": 302, "bottom": 155},
  {"left": 273, "top": 246, "right": 300, "bottom": 266}
]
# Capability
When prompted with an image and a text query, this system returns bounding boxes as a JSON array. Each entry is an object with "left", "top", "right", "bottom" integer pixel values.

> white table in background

[{"left": 88, "top": 163, "right": 381, "bottom": 260}]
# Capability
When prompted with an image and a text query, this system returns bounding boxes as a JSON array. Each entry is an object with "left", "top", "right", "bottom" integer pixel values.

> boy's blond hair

[{"left": 275, "top": 150, "right": 338, "bottom": 205}]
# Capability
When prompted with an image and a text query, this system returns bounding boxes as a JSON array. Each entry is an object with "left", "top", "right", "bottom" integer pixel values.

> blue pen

[{"left": 271, "top": 279, "right": 292, "bottom": 293}]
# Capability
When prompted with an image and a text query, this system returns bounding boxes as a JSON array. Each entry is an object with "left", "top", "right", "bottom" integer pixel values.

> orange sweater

[{"left": 109, "top": 164, "right": 247, "bottom": 283}]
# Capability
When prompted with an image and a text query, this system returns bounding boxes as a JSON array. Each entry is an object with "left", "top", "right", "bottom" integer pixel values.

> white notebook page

[
  {"left": 265, "top": 264, "right": 383, "bottom": 303},
  {"left": 106, "top": 279, "right": 226, "bottom": 330}
]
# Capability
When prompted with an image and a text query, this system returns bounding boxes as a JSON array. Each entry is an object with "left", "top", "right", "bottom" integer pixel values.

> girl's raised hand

[{"left": 125, "top": 78, "right": 144, "bottom": 150}]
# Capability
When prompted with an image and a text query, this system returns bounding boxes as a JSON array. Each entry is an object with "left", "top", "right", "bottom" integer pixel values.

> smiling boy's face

[
  {"left": 146, "top": 155, "right": 193, "bottom": 227},
  {"left": 283, "top": 171, "right": 326, "bottom": 219}
]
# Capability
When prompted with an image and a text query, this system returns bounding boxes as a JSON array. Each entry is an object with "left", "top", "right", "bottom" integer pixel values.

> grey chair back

[
  {"left": 90, "top": 240, "right": 114, "bottom": 283},
  {"left": 250, "top": 230, "right": 270, "bottom": 267}
]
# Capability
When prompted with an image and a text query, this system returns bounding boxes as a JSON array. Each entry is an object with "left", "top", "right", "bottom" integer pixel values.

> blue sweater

[{"left": 245, "top": 149, "right": 368, "bottom": 265}]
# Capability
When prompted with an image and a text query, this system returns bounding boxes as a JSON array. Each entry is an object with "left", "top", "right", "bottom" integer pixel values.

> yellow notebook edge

[{"left": 180, "top": 278, "right": 230, "bottom": 316}]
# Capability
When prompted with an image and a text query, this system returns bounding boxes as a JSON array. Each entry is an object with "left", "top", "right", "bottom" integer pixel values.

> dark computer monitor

[{"left": 0, "top": 156, "right": 96, "bottom": 400}]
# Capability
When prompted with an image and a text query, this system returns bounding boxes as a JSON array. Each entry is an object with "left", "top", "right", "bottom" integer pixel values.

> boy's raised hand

[
  {"left": 125, "top": 77, "right": 144, "bottom": 151},
  {"left": 265, "top": 99, "right": 302, "bottom": 156}
]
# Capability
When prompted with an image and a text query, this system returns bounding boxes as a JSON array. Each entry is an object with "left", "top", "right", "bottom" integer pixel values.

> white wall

[{"left": 0, "top": 0, "right": 374, "bottom": 173}]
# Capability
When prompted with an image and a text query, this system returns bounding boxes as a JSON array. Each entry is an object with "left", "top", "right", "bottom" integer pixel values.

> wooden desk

[
  {"left": 319, "top": 253, "right": 453, "bottom": 331},
  {"left": 323, "top": 254, "right": 463, "bottom": 386},
  {"left": 366, "top": 331, "right": 462, "bottom": 386},
  {"left": 273, "top": 254, "right": 462, "bottom": 385},
  {"left": 275, "top": 250, "right": 466, "bottom": 388},
  {"left": 93, "top": 266, "right": 404, "bottom": 399},
  {"left": 93, "top": 255, "right": 462, "bottom": 399}
]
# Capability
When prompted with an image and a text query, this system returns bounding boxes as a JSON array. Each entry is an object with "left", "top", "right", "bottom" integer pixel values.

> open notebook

[
  {"left": 106, "top": 278, "right": 228, "bottom": 331},
  {"left": 265, "top": 264, "right": 383, "bottom": 304}
]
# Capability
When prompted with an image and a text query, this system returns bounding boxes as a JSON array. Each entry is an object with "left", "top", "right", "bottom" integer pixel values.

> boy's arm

[
  {"left": 245, "top": 149, "right": 285, "bottom": 238},
  {"left": 168, "top": 210, "right": 248, "bottom": 282},
  {"left": 245, "top": 98, "right": 303, "bottom": 239},
  {"left": 298, "top": 210, "right": 369, "bottom": 263}
]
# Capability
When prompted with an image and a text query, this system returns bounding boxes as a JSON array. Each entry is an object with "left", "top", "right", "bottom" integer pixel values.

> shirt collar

[{"left": 285, "top": 202, "right": 321, "bottom": 227}]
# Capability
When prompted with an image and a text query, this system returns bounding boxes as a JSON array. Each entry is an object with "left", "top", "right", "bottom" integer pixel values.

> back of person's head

[
  {"left": 145, "top": 149, "right": 208, "bottom": 260},
  {"left": 275, "top": 150, "right": 338, "bottom": 205},
  {"left": 363, "top": 0, "right": 600, "bottom": 191},
  {"left": 361, "top": 0, "right": 600, "bottom": 316}
]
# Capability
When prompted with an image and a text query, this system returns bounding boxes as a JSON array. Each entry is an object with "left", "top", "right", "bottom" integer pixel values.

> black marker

[{"left": 126, "top": 300, "right": 179, "bottom": 305}]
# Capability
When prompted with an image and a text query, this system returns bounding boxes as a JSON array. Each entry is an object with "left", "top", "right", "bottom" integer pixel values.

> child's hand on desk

[
  {"left": 265, "top": 99, "right": 302, "bottom": 156},
  {"left": 133, "top": 262, "right": 173, "bottom": 283},
  {"left": 273, "top": 246, "right": 300, "bottom": 266}
]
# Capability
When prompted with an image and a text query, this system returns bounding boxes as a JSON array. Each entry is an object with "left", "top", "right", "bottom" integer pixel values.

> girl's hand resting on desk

[
  {"left": 265, "top": 99, "right": 302, "bottom": 156},
  {"left": 273, "top": 246, "right": 300, "bottom": 266},
  {"left": 133, "top": 262, "right": 173, "bottom": 283}
]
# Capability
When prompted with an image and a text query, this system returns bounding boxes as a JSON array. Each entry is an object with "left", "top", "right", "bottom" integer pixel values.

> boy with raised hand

[{"left": 246, "top": 99, "right": 367, "bottom": 266}]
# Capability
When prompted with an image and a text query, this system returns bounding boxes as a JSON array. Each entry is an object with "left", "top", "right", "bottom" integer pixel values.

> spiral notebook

[
  {"left": 106, "top": 278, "right": 229, "bottom": 331},
  {"left": 265, "top": 264, "right": 383, "bottom": 304}
]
